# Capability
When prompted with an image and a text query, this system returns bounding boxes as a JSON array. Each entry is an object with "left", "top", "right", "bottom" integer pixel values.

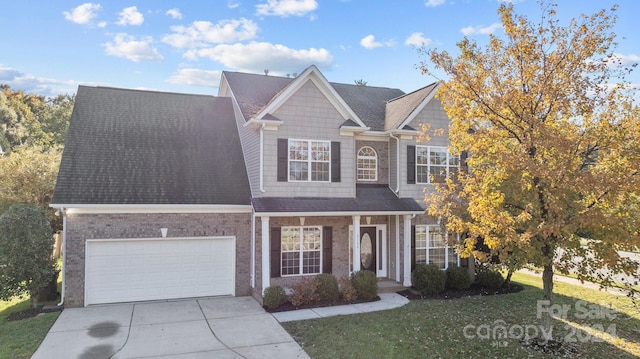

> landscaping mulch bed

[
  {"left": 6, "top": 305, "right": 63, "bottom": 322},
  {"left": 397, "top": 283, "right": 523, "bottom": 300},
  {"left": 265, "top": 296, "right": 380, "bottom": 313}
]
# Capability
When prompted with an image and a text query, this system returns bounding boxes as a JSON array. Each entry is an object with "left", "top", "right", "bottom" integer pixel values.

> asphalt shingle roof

[
  {"left": 252, "top": 184, "right": 424, "bottom": 213},
  {"left": 384, "top": 83, "right": 438, "bottom": 131},
  {"left": 51, "top": 86, "right": 251, "bottom": 205},
  {"left": 223, "top": 71, "right": 407, "bottom": 130}
]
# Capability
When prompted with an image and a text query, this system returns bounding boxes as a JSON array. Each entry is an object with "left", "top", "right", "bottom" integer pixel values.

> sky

[{"left": 1, "top": 0, "right": 638, "bottom": 98}]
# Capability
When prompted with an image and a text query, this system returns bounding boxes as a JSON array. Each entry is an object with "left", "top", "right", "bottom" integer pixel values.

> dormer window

[{"left": 357, "top": 146, "right": 377, "bottom": 181}]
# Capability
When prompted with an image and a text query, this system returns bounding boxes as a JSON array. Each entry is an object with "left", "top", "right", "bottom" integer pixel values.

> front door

[{"left": 360, "top": 227, "right": 377, "bottom": 272}]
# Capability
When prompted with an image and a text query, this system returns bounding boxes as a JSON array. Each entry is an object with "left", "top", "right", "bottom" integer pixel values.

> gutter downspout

[
  {"left": 251, "top": 212, "right": 256, "bottom": 288},
  {"left": 259, "top": 123, "right": 266, "bottom": 193},
  {"left": 389, "top": 132, "right": 400, "bottom": 194},
  {"left": 57, "top": 208, "right": 66, "bottom": 307}
]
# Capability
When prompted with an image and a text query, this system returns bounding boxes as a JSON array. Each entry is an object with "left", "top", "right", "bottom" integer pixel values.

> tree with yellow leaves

[{"left": 421, "top": 1, "right": 639, "bottom": 335}]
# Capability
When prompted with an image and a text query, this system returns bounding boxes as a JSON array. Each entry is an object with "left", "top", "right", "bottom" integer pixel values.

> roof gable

[
  {"left": 385, "top": 82, "right": 439, "bottom": 131},
  {"left": 52, "top": 86, "right": 251, "bottom": 205}
]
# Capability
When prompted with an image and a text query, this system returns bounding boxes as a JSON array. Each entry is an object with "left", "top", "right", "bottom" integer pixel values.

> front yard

[
  {"left": 283, "top": 272, "right": 640, "bottom": 358},
  {"left": 0, "top": 296, "right": 60, "bottom": 359}
]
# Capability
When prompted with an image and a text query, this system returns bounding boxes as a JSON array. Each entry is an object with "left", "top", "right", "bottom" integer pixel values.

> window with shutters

[
  {"left": 356, "top": 146, "right": 377, "bottom": 181},
  {"left": 415, "top": 146, "right": 459, "bottom": 184},
  {"left": 281, "top": 226, "right": 322, "bottom": 276},
  {"left": 414, "top": 225, "right": 459, "bottom": 269},
  {"left": 288, "top": 139, "right": 331, "bottom": 182}
]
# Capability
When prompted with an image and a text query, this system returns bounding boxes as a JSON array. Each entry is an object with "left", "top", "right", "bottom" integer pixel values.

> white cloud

[
  {"left": 360, "top": 35, "right": 394, "bottom": 50},
  {"left": 187, "top": 42, "right": 332, "bottom": 75},
  {"left": 425, "top": 0, "right": 445, "bottom": 7},
  {"left": 166, "top": 68, "right": 222, "bottom": 87},
  {"left": 103, "top": 33, "right": 163, "bottom": 62},
  {"left": 461, "top": 22, "right": 502, "bottom": 36},
  {"left": 166, "top": 8, "right": 182, "bottom": 20},
  {"left": 228, "top": 1, "right": 241, "bottom": 9},
  {"left": 0, "top": 64, "right": 85, "bottom": 97},
  {"left": 611, "top": 53, "right": 640, "bottom": 66},
  {"left": 63, "top": 3, "right": 101, "bottom": 25},
  {"left": 405, "top": 32, "right": 432, "bottom": 47},
  {"left": 117, "top": 6, "right": 144, "bottom": 26},
  {"left": 162, "top": 18, "right": 258, "bottom": 48},
  {"left": 256, "top": 0, "right": 318, "bottom": 17}
]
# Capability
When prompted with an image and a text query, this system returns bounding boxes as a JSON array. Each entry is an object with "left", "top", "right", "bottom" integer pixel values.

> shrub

[
  {"left": 338, "top": 275, "right": 358, "bottom": 303},
  {"left": 413, "top": 264, "right": 446, "bottom": 294},
  {"left": 0, "top": 203, "right": 56, "bottom": 308},
  {"left": 476, "top": 266, "right": 504, "bottom": 289},
  {"left": 315, "top": 273, "right": 339, "bottom": 303},
  {"left": 446, "top": 266, "right": 471, "bottom": 290},
  {"left": 288, "top": 277, "right": 319, "bottom": 307},
  {"left": 263, "top": 286, "right": 286, "bottom": 310},
  {"left": 351, "top": 270, "right": 377, "bottom": 301}
]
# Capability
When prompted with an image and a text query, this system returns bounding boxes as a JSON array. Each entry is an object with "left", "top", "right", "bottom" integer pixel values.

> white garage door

[{"left": 85, "top": 237, "right": 235, "bottom": 305}]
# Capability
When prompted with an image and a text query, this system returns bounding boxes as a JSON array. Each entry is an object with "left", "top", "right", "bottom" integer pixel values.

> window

[
  {"left": 416, "top": 146, "right": 459, "bottom": 184},
  {"left": 415, "top": 225, "right": 459, "bottom": 269},
  {"left": 281, "top": 226, "right": 322, "bottom": 276},
  {"left": 357, "top": 146, "right": 378, "bottom": 181},
  {"left": 288, "top": 139, "right": 330, "bottom": 182}
]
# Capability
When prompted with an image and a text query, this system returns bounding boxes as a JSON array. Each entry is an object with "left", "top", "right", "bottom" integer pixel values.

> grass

[
  {"left": 0, "top": 260, "right": 62, "bottom": 359},
  {"left": 282, "top": 272, "right": 640, "bottom": 358}
]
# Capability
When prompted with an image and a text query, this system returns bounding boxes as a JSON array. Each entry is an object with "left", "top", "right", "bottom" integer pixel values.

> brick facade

[{"left": 63, "top": 212, "right": 252, "bottom": 307}]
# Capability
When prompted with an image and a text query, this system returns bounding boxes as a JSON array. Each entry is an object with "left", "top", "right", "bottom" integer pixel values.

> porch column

[
  {"left": 261, "top": 216, "right": 270, "bottom": 295},
  {"left": 403, "top": 214, "right": 412, "bottom": 286},
  {"left": 352, "top": 215, "right": 361, "bottom": 273}
]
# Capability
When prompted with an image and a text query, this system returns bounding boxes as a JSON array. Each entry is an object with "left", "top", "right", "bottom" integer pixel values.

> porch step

[{"left": 377, "top": 279, "right": 407, "bottom": 294}]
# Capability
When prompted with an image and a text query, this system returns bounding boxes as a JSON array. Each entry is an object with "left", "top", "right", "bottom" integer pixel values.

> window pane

[
  {"left": 282, "top": 252, "right": 300, "bottom": 275},
  {"left": 302, "top": 227, "right": 321, "bottom": 250},
  {"left": 289, "top": 161, "right": 308, "bottom": 181},
  {"left": 448, "top": 247, "right": 458, "bottom": 267},
  {"left": 429, "top": 227, "right": 444, "bottom": 248},
  {"left": 311, "top": 162, "right": 329, "bottom": 181},
  {"left": 416, "top": 165, "right": 429, "bottom": 184},
  {"left": 416, "top": 147, "right": 429, "bottom": 164},
  {"left": 282, "top": 227, "right": 300, "bottom": 251},
  {"left": 430, "top": 149, "right": 447, "bottom": 165},
  {"left": 429, "top": 248, "right": 446, "bottom": 269},
  {"left": 430, "top": 166, "right": 447, "bottom": 183},
  {"left": 302, "top": 251, "right": 321, "bottom": 274},
  {"left": 289, "top": 140, "right": 308, "bottom": 160},
  {"left": 311, "top": 141, "right": 330, "bottom": 161}
]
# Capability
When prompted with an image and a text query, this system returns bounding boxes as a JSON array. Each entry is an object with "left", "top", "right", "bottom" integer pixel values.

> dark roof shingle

[{"left": 51, "top": 86, "right": 251, "bottom": 205}]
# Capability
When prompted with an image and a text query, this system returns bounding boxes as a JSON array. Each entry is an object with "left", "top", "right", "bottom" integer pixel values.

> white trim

[
  {"left": 348, "top": 223, "right": 387, "bottom": 278},
  {"left": 403, "top": 214, "right": 412, "bottom": 286},
  {"left": 395, "top": 215, "right": 400, "bottom": 282},
  {"left": 255, "top": 210, "right": 423, "bottom": 217},
  {"left": 244, "top": 118, "right": 283, "bottom": 130},
  {"left": 396, "top": 82, "right": 441, "bottom": 130},
  {"left": 356, "top": 146, "right": 378, "bottom": 182},
  {"left": 415, "top": 145, "right": 459, "bottom": 185},
  {"left": 340, "top": 126, "right": 370, "bottom": 136},
  {"left": 279, "top": 226, "right": 323, "bottom": 277},
  {"left": 287, "top": 138, "right": 331, "bottom": 183},
  {"left": 356, "top": 131, "right": 394, "bottom": 141},
  {"left": 261, "top": 217, "right": 270, "bottom": 295},
  {"left": 51, "top": 204, "right": 254, "bottom": 214},
  {"left": 254, "top": 65, "right": 367, "bottom": 128}
]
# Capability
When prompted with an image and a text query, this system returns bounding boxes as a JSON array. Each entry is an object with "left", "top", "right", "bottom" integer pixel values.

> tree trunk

[
  {"left": 542, "top": 263, "right": 554, "bottom": 337},
  {"left": 31, "top": 294, "right": 39, "bottom": 309},
  {"left": 503, "top": 268, "right": 513, "bottom": 288}
]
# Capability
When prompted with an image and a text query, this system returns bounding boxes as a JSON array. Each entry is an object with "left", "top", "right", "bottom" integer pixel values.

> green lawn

[
  {"left": 0, "top": 296, "right": 60, "bottom": 359},
  {"left": 283, "top": 272, "right": 640, "bottom": 358}
]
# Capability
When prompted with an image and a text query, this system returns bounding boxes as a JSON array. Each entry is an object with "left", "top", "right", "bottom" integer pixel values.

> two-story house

[{"left": 51, "top": 65, "right": 468, "bottom": 307}]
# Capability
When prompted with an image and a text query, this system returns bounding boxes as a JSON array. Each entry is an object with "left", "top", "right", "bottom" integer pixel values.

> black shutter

[
  {"left": 270, "top": 227, "right": 281, "bottom": 278},
  {"left": 322, "top": 226, "right": 333, "bottom": 273},
  {"left": 277, "top": 139, "right": 288, "bottom": 182},
  {"left": 407, "top": 145, "right": 416, "bottom": 184},
  {"left": 331, "top": 141, "right": 341, "bottom": 182},
  {"left": 411, "top": 225, "right": 416, "bottom": 271}
]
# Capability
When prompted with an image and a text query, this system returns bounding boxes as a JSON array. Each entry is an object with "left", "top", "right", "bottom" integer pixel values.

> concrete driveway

[{"left": 32, "top": 296, "right": 309, "bottom": 359}]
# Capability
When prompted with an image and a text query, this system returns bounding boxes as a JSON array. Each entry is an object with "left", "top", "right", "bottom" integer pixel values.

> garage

[{"left": 85, "top": 237, "right": 235, "bottom": 305}]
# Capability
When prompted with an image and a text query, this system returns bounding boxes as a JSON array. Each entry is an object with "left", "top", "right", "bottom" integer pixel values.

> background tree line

[{"left": 0, "top": 85, "right": 74, "bottom": 231}]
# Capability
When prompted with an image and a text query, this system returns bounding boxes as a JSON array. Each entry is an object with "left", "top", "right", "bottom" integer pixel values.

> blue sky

[{"left": 1, "top": 0, "right": 638, "bottom": 97}]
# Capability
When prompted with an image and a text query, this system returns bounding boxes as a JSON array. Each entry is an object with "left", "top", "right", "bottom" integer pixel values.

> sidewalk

[
  {"left": 271, "top": 292, "right": 409, "bottom": 322},
  {"left": 518, "top": 268, "right": 629, "bottom": 296}
]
